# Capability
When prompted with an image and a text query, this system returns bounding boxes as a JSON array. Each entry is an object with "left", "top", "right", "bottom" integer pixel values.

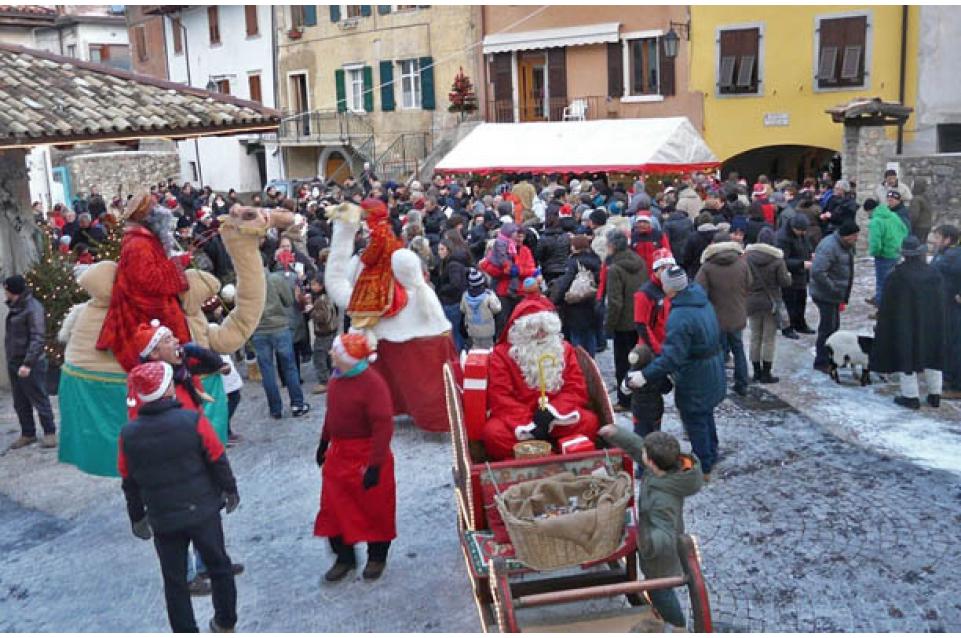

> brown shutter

[
  {"left": 659, "top": 37, "right": 675, "bottom": 96},
  {"left": 547, "top": 47, "right": 567, "bottom": 121},
  {"left": 248, "top": 74, "right": 262, "bottom": 103},
  {"left": 208, "top": 6, "right": 220, "bottom": 44},
  {"left": 172, "top": 17, "right": 183, "bottom": 54},
  {"left": 718, "top": 28, "right": 758, "bottom": 93},
  {"left": 607, "top": 41, "right": 623, "bottom": 99},
  {"left": 245, "top": 6, "right": 259, "bottom": 36},
  {"left": 491, "top": 52, "right": 513, "bottom": 122},
  {"left": 135, "top": 25, "right": 147, "bottom": 62}
]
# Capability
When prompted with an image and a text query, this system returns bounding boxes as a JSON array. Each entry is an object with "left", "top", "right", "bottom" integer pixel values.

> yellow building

[{"left": 688, "top": 5, "right": 919, "bottom": 181}]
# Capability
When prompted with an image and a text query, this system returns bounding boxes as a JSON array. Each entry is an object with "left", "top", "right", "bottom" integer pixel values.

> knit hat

[
  {"left": 571, "top": 234, "right": 591, "bottom": 252},
  {"left": 757, "top": 226, "right": 777, "bottom": 246},
  {"left": 3, "top": 275, "right": 26, "bottom": 295},
  {"left": 635, "top": 213, "right": 652, "bottom": 224},
  {"left": 332, "top": 332, "right": 377, "bottom": 367},
  {"left": 589, "top": 208, "right": 608, "bottom": 227},
  {"left": 496, "top": 201, "right": 514, "bottom": 217},
  {"left": 651, "top": 248, "right": 676, "bottom": 272},
  {"left": 467, "top": 268, "right": 487, "bottom": 295},
  {"left": 134, "top": 320, "right": 173, "bottom": 360},
  {"left": 901, "top": 235, "right": 926, "bottom": 257},
  {"left": 128, "top": 361, "right": 174, "bottom": 404},
  {"left": 789, "top": 214, "right": 810, "bottom": 230},
  {"left": 863, "top": 198, "right": 879, "bottom": 212},
  {"left": 838, "top": 220, "right": 861, "bottom": 236},
  {"left": 660, "top": 266, "right": 689, "bottom": 293},
  {"left": 730, "top": 216, "right": 748, "bottom": 233},
  {"left": 886, "top": 190, "right": 902, "bottom": 201}
]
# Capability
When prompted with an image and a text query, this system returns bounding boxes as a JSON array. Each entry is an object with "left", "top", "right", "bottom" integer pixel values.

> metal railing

[
  {"left": 485, "top": 96, "right": 613, "bottom": 123},
  {"left": 375, "top": 132, "right": 432, "bottom": 184},
  {"left": 278, "top": 110, "right": 375, "bottom": 143}
]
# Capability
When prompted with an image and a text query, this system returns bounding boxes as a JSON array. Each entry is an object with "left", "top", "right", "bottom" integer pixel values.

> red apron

[{"left": 314, "top": 438, "right": 396, "bottom": 544}]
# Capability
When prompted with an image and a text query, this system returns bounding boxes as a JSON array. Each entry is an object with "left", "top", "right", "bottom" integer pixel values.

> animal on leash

[{"left": 824, "top": 330, "right": 883, "bottom": 386}]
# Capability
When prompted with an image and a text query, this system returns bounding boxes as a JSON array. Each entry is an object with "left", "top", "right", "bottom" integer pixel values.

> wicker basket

[
  {"left": 494, "top": 471, "right": 632, "bottom": 571},
  {"left": 512, "top": 440, "right": 552, "bottom": 459}
]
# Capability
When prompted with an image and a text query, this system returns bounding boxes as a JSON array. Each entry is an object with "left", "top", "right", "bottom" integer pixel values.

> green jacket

[
  {"left": 869, "top": 205, "right": 909, "bottom": 259},
  {"left": 602, "top": 427, "right": 703, "bottom": 578},
  {"left": 255, "top": 269, "right": 295, "bottom": 335}
]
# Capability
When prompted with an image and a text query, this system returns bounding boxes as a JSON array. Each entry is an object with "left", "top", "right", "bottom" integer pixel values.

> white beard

[{"left": 508, "top": 312, "right": 565, "bottom": 393}]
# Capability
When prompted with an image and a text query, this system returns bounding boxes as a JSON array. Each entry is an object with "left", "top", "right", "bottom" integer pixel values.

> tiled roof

[
  {"left": 0, "top": 43, "right": 280, "bottom": 148},
  {"left": 0, "top": 5, "right": 56, "bottom": 16}
]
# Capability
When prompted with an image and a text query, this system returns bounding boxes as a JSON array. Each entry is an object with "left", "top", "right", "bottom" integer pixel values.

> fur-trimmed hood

[
  {"left": 745, "top": 242, "right": 784, "bottom": 263},
  {"left": 700, "top": 241, "right": 743, "bottom": 265}
]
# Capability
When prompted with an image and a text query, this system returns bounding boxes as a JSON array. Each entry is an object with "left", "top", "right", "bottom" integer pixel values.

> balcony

[
  {"left": 485, "top": 96, "right": 618, "bottom": 124},
  {"left": 277, "top": 110, "right": 375, "bottom": 147}
]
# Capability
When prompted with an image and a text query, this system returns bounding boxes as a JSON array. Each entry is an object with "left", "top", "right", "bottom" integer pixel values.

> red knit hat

[
  {"left": 652, "top": 248, "right": 676, "bottom": 271},
  {"left": 128, "top": 361, "right": 173, "bottom": 404},
  {"left": 133, "top": 320, "right": 173, "bottom": 361},
  {"left": 332, "top": 332, "right": 377, "bottom": 366}
]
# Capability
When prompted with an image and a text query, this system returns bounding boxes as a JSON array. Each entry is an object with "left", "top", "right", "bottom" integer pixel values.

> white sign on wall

[{"left": 763, "top": 112, "right": 790, "bottom": 127}]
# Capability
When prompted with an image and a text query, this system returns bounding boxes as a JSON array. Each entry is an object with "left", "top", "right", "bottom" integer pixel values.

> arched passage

[{"left": 721, "top": 145, "right": 840, "bottom": 184}]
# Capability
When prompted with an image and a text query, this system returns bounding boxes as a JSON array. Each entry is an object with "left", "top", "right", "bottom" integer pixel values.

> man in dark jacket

[
  {"left": 4, "top": 276, "right": 56, "bottom": 450},
  {"left": 776, "top": 215, "right": 815, "bottom": 337},
  {"left": 810, "top": 221, "right": 859, "bottom": 371},
  {"left": 932, "top": 224, "right": 961, "bottom": 397},
  {"left": 886, "top": 190, "right": 912, "bottom": 236},
  {"left": 604, "top": 230, "right": 646, "bottom": 410},
  {"left": 119, "top": 361, "right": 240, "bottom": 633},
  {"left": 536, "top": 210, "right": 571, "bottom": 287},
  {"left": 870, "top": 237, "right": 946, "bottom": 409},
  {"left": 820, "top": 181, "right": 858, "bottom": 236},
  {"left": 551, "top": 235, "right": 601, "bottom": 356}
]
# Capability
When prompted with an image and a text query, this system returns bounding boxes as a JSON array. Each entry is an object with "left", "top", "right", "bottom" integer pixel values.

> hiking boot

[
  {"left": 188, "top": 575, "right": 212, "bottom": 596},
  {"left": 927, "top": 394, "right": 941, "bottom": 408},
  {"left": 8, "top": 436, "right": 37, "bottom": 450},
  {"left": 781, "top": 328, "right": 800, "bottom": 340},
  {"left": 751, "top": 362, "right": 763, "bottom": 382},
  {"left": 797, "top": 326, "right": 816, "bottom": 335},
  {"left": 291, "top": 403, "right": 311, "bottom": 418},
  {"left": 363, "top": 560, "right": 386, "bottom": 581},
  {"left": 312, "top": 384, "right": 328, "bottom": 395},
  {"left": 894, "top": 396, "right": 921, "bottom": 410},
  {"left": 40, "top": 434, "right": 57, "bottom": 448},
  {"left": 759, "top": 362, "right": 780, "bottom": 384},
  {"left": 732, "top": 384, "right": 748, "bottom": 397},
  {"left": 209, "top": 618, "right": 235, "bottom": 633},
  {"left": 324, "top": 561, "right": 356, "bottom": 582}
]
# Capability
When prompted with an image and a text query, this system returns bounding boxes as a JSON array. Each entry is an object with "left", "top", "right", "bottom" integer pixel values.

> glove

[
  {"left": 509, "top": 264, "right": 520, "bottom": 277},
  {"left": 362, "top": 465, "right": 381, "bottom": 490},
  {"left": 532, "top": 408, "right": 554, "bottom": 441},
  {"left": 224, "top": 492, "right": 240, "bottom": 514},
  {"left": 626, "top": 370, "right": 647, "bottom": 389},
  {"left": 131, "top": 517, "right": 152, "bottom": 540},
  {"left": 839, "top": 303, "right": 847, "bottom": 312},
  {"left": 315, "top": 440, "right": 329, "bottom": 468}
]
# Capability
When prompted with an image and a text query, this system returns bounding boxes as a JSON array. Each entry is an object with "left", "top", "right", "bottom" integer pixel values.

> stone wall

[
  {"left": 844, "top": 125, "right": 896, "bottom": 205},
  {"left": 65, "top": 150, "right": 180, "bottom": 199},
  {"left": 893, "top": 154, "right": 961, "bottom": 227}
]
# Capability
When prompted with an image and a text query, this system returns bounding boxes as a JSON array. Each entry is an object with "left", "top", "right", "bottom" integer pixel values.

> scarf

[{"left": 333, "top": 360, "right": 369, "bottom": 378}]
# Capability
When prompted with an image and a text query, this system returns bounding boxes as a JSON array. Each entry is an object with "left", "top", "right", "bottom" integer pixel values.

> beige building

[
  {"left": 480, "top": 6, "right": 701, "bottom": 128},
  {"left": 275, "top": 4, "right": 481, "bottom": 183}
]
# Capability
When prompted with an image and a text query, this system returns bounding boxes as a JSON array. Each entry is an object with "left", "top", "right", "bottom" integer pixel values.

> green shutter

[
  {"left": 363, "top": 65, "right": 374, "bottom": 112},
  {"left": 335, "top": 69, "right": 347, "bottom": 113},
  {"left": 329, "top": 5, "right": 340, "bottom": 22},
  {"left": 377, "top": 5, "right": 391, "bottom": 14},
  {"left": 360, "top": 5, "right": 372, "bottom": 17},
  {"left": 379, "top": 60, "right": 395, "bottom": 111},
  {"left": 419, "top": 56, "right": 434, "bottom": 110},
  {"left": 303, "top": 5, "right": 317, "bottom": 25}
]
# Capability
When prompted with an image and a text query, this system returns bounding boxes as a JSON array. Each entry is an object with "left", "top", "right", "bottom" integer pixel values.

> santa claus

[{"left": 482, "top": 296, "right": 600, "bottom": 460}]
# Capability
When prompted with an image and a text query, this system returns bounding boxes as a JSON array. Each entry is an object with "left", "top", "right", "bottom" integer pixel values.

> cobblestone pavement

[{"left": 1, "top": 326, "right": 960, "bottom": 631}]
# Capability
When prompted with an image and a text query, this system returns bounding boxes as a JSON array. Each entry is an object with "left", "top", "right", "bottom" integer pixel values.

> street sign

[{"left": 763, "top": 112, "right": 790, "bottom": 127}]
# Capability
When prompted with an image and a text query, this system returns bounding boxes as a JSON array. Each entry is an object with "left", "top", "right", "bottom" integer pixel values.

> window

[
  {"left": 248, "top": 73, "right": 262, "bottom": 104},
  {"left": 89, "top": 44, "right": 132, "bottom": 71},
  {"left": 347, "top": 67, "right": 365, "bottom": 112},
  {"left": 398, "top": 59, "right": 421, "bottom": 109},
  {"left": 245, "top": 5, "right": 258, "bottom": 37},
  {"left": 627, "top": 37, "right": 658, "bottom": 96},
  {"left": 816, "top": 15, "right": 867, "bottom": 89},
  {"left": 66, "top": 44, "right": 76, "bottom": 58},
  {"left": 346, "top": 5, "right": 363, "bottom": 18},
  {"left": 717, "top": 27, "right": 760, "bottom": 95},
  {"left": 395, "top": 5, "right": 417, "bottom": 10},
  {"left": 937, "top": 124, "right": 961, "bottom": 153},
  {"left": 134, "top": 26, "right": 147, "bottom": 62},
  {"left": 208, "top": 6, "right": 220, "bottom": 45},
  {"left": 215, "top": 79, "right": 230, "bottom": 95},
  {"left": 172, "top": 17, "right": 183, "bottom": 54}
]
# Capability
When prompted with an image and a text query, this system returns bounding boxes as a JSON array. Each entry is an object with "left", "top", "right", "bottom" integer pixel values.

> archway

[
  {"left": 324, "top": 150, "right": 348, "bottom": 184},
  {"left": 721, "top": 145, "right": 840, "bottom": 185}
]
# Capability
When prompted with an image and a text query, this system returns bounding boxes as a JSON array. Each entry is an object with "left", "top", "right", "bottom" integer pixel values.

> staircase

[{"left": 373, "top": 133, "right": 432, "bottom": 185}]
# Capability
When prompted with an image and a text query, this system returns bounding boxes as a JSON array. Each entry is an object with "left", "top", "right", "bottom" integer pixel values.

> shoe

[
  {"left": 209, "top": 618, "right": 235, "bottom": 633},
  {"left": 751, "top": 362, "right": 762, "bottom": 382},
  {"left": 312, "top": 384, "right": 328, "bottom": 394},
  {"left": 797, "top": 326, "right": 816, "bottom": 335},
  {"left": 324, "top": 561, "right": 356, "bottom": 582},
  {"left": 188, "top": 576, "right": 212, "bottom": 596},
  {"left": 40, "top": 434, "right": 57, "bottom": 448},
  {"left": 197, "top": 563, "right": 245, "bottom": 581},
  {"left": 866, "top": 296, "right": 877, "bottom": 307},
  {"left": 612, "top": 404, "right": 630, "bottom": 413},
  {"left": 8, "top": 436, "right": 37, "bottom": 450},
  {"left": 927, "top": 394, "right": 941, "bottom": 408},
  {"left": 292, "top": 403, "right": 311, "bottom": 418},
  {"left": 270, "top": 412, "right": 282, "bottom": 420},
  {"left": 759, "top": 362, "right": 780, "bottom": 384},
  {"left": 363, "top": 560, "right": 386, "bottom": 580},
  {"left": 781, "top": 328, "right": 800, "bottom": 340},
  {"left": 894, "top": 396, "right": 921, "bottom": 410},
  {"left": 733, "top": 384, "right": 747, "bottom": 397}
]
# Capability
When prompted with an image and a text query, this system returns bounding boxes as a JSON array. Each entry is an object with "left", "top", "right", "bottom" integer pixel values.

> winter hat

[
  {"left": 838, "top": 220, "right": 860, "bottom": 236},
  {"left": 496, "top": 201, "right": 514, "bottom": 217},
  {"left": 176, "top": 215, "right": 193, "bottom": 230},
  {"left": 589, "top": 209, "right": 608, "bottom": 227},
  {"left": 713, "top": 230, "right": 733, "bottom": 243},
  {"left": 757, "top": 226, "right": 777, "bottom": 246},
  {"left": 660, "top": 266, "right": 689, "bottom": 293},
  {"left": 730, "top": 216, "right": 748, "bottom": 233},
  {"left": 134, "top": 320, "right": 173, "bottom": 360},
  {"left": 571, "top": 234, "right": 591, "bottom": 252},
  {"left": 835, "top": 179, "right": 851, "bottom": 193},
  {"left": 752, "top": 183, "right": 768, "bottom": 198},
  {"left": 886, "top": 190, "right": 902, "bottom": 201},
  {"left": 499, "top": 222, "right": 519, "bottom": 238},
  {"left": 332, "top": 332, "right": 377, "bottom": 367},
  {"left": 521, "top": 276, "right": 541, "bottom": 295},
  {"left": 652, "top": 248, "right": 676, "bottom": 271},
  {"left": 901, "top": 235, "right": 926, "bottom": 257},
  {"left": 863, "top": 198, "right": 879, "bottom": 212},
  {"left": 609, "top": 200, "right": 625, "bottom": 216},
  {"left": 3, "top": 275, "right": 26, "bottom": 295},
  {"left": 789, "top": 214, "right": 810, "bottom": 230},
  {"left": 128, "top": 361, "right": 174, "bottom": 404},
  {"left": 124, "top": 191, "right": 153, "bottom": 222},
  {"left": 467, "top": 268, "right": 487, "bottom": 295},
  {"left": 635, "top": 213, "right": 653, "bottom": 225},
  {"left": 198, "top": 206, "right": 213, "bottom": 222}
]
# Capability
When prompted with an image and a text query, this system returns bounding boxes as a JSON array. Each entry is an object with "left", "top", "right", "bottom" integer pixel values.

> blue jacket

[{"left": 641, "top": 283, "right": 725, "bottom": 415}]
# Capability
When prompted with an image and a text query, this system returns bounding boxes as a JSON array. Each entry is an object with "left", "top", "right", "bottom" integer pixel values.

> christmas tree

[{"left": 447, "top": 66, "right": 478, "bottom": 120}]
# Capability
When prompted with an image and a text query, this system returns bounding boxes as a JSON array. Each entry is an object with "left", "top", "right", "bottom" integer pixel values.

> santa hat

[
  {"left": 198, "top": 206, "right": 213, "bottom": 222},
  {"left": 635, "top": 213, "right": 653, "bottom": 224},
  {"left": 128, "top": 361, "right": 173, "bottom": 405},
  {"left": 497, "top": 294, "right": 557, "bottom": 345},
  {"left": 652, "top": 248, "right": 676, "bottom": 271},
  {"left": 134, "top": 320, "right": 172, "bottom": 360},
  {"left": 332, "top": 332, "right": 377, "bottom": 367}
]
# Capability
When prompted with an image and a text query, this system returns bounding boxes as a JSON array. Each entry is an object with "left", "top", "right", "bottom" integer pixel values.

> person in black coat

[
  {"left": 870, "top": 237, "right": 947, "bottom": 409},
  {"left": 551, "top": 234, "right": 601, "bottom": 356},
  {"left": 434, "top": 239, "right": 471, "bottom": 352},
  {"left": 662, "top": 209, "right": 693, "bottom": 259},
  {"left": 681, "top": 218, "right": 716, "bottom": 279},
  {"left": 536, "top": 210, "right": 571, "bottom": 287},
  {"left": 119, "top": 362, "right": 240, "bottom": 633},
  {"left": 931, "top": 224, "right": 961, "bottom": 395},
  {"left": 775, "top": 215, "right": 815, "bottom": 337}
]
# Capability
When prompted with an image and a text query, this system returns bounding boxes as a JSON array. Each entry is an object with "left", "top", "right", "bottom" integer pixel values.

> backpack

[{"left": 564, "top": 261, "right": 597, "bottom": 304}]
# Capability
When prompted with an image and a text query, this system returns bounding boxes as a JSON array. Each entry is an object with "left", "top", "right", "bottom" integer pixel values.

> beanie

[
  {"left": 332, "top": 332, "right": 377, "bottom": 367},
  {"left": 838, "top": 220, "right": 860, "bottom": 236},
  {"left": 589, "top": 209, "right": 608, "bottom": 227},
  {"left": 863, "top": 198, "right": 879, "bottom": 212},
  {"left": 3, "top": 275, "right": 26, "bottom": 295},
  {"left": 660, "top": 266, "right": 689, "bottom": 293},
  {"left": 757, "top": 226, "right": 777, "bottom": 246},
  {"left": 789, "top": 214, "right": 810, "bottom": 230}
]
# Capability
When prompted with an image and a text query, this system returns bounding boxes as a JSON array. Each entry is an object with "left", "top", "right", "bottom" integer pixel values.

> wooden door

[
  {"left": 325, "top": 152, "right": 347, "bottom": 183},
  {"left": 518, "top": 53, "right": 547, "bottom": 122}
]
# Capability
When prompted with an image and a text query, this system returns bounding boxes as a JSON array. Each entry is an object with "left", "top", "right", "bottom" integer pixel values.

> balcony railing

[
  {"left": 485, "top": 96, "right": 616, "bottom": 123},
  {"left": 278, "top": 110, "right": 375, "bottom": 144}
]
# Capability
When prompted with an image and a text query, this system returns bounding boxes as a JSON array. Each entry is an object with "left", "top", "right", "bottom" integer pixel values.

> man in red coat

[
  {"left": 97, "top": 192, "right": 192, "bottom": 372},
  {"left": 481, "top": 295, "right": 600, "bottom": 460},
  {"left": 634, "top": 249, "right": 675, "bottom": 355}
]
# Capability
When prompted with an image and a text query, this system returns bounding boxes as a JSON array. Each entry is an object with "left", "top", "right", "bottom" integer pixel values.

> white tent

[{"left": 435, "top": 117, "right": 718, "bottom": 175}]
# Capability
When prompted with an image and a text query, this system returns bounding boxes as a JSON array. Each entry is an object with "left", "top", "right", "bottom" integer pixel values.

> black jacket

[
  {"left": 536, "top": 226, "right": 571, "bottom": 280},
  {"left": 552, "top": 250, "right": 601, "bottom": 332},
  {"left": 4, "top": 291, "right": 46, "bottom": 367},
  {"left": 681, "top": 229, "right": 714, "bottom": 278},
  {"left": 119, "top": 398, "right": 237, "bottom": 534},
  {"left": 775, "top": 223, "right": 813, "bottom": 289},
  {"left": 662, "top": 211, "right": 693, "bottom": 258},
  {"left": 434, "top": 248, "right": 471, "bottom": 305}
]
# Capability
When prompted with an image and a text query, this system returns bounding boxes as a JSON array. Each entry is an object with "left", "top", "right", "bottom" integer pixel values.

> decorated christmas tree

[{"left": 447, "top": 66, "right": 478, "bottom": 120}]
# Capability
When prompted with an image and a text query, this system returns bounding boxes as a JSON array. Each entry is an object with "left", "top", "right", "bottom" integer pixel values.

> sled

[{"left": 443, "top": 347, "right": 712, "bottom": 632}]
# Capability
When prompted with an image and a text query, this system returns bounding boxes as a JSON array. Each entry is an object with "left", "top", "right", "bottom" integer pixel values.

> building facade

[
  {"left": 688, "top": 5, "right": 920, "bottom": 182},
  {"left": 126, "top": 5, "right": 168, "bottom": 79},
  {"left": 275, "top": 4, "right": 480, "bottom": 183}
]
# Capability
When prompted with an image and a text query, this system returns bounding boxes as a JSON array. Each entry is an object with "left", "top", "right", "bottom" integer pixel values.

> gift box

[
  {"left": 462, "top": 349, "right": 490, "bottom": 441},
  {"left": 559, "top": 434, "right": 596, "bottom": 455}
]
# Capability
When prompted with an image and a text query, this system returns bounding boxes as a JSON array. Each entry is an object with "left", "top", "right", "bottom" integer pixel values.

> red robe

[
  {"left": 482, "top": 341, "right": 599, "bottom": 461},
  {"left": 347, "top": 211, "right": 407, "bottom": 324},
  {"left": 371, "top": 335, "right": 457, "bottom": 432},
  {"left": 96, "top": 225, "right": 191, "bottom": 372}
]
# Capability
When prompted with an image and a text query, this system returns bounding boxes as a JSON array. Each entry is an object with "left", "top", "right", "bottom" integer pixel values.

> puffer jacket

[
  {"left": 662, "top": 211, "right": 693, "bottom": 258},
  {"left": 605, "top": 248, "right": 647, "bottom": 333},
  {"left": 435, "top": 248, "right": 471, "bottom": 305},
  {"left": 4, "top": 290, "right": 46, "bottom": 367},
  {"left": 695, "top": 241, "right": 752, "bottom": 332},
  {"left": 535, "top": 226, "right": 571, "bottom": 281},
  {"left": 552, "top": 250, "right": 602, "bottom": 332},
  {"left": 809, "top": 231, "right": 855, "bottom": 305},
  {"left": 744, "top": 243, "right": 792, "bottom": 315}
]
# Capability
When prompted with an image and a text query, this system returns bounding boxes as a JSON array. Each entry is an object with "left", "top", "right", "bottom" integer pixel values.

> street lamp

[{"left": 662, "top": 19, "right": 691, "bottom": 59}]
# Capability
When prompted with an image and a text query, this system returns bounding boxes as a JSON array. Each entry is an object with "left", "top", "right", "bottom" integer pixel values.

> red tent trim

[{"left": 435, "top": 162, "right": 721, "bottom": 176}]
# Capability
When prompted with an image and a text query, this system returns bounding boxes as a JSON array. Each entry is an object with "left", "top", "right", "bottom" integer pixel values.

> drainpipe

[
  {"left": 271, "top": 7, "right": 285, "bottom": 180},
  {"left": 897, "top": 4, "right": 908, "bottom": 154}
]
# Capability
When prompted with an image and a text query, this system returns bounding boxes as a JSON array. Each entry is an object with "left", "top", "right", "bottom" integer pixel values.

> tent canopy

[{"left": 435, "top": 117, "right": 718, "bottom": 175}]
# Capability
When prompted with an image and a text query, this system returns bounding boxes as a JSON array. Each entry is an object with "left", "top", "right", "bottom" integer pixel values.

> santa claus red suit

[
  {"left": 97, "top": 193, "right": 191, "bottom": 372},
  {"left": 481, "top": 296, "right": 600, "bottom": 461}
]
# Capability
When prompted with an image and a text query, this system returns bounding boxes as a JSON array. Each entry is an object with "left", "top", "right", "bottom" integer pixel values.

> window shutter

[
  {"left": 361, "top": 5, "right": 372, "bottom": 17},
  {"left": 363, "top": 65, "right": 374, "bottom": 112},
  {"left": 659, "top": 37, "right": 675, "bottom": 96},
  {"left": 736, "top": 55, "right": 755, "bottom": 87},
  {"left": 303, "top": 5, "right": 317, "bottom": 25},
  {"left": 378, "top": 5, "right": 391, "bottom": 14},
  {"left": 380, "top": 60, "right": 395, "bottom": 111},
  {"left": 547, "top": 48, "right": 566, "bottom": 121},
  {"left": 840, "top": 45, "right": 862, "bottom": 80},
  {"left": 818, "top": 46, "right": 838, "bottom": 81},
  {"left": 335, "top": 68, "right": 347, "bottom": 112},
  {"left": 491, "top": 52, "right": 512, "bottom": 122},
  {"left": 419, "top": 55, "right": 435, "bottom": 110},
  {"left": 329, "top": 5, "right": 341, "bottom": 22},
  {"left": 607, "top": 42, "right": 623, "bottom": 98}
]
